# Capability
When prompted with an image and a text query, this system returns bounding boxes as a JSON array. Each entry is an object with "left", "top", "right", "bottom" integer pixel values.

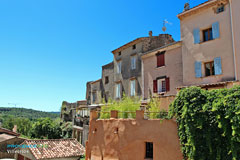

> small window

[
  {"left": 205, "top": 61, "right": 215, "bottom": 76},
  {"left": 156, "top": 52, "right": 165, "bottom": 67},
  {"left": 118, "top": 52, "right": 121, "bottom": 56},
  {"left": 217, "top": 5, "right": 224, "bottom": 14},
  {"left": 132, "top": 44, "right": 136, "bottom": 50},
  {"left": 203, "top": 28, "right": 213, "bottom": 42},
  {"left": 131, "top": 56, "right": 136, "bottom": 70},
  {"left": 117, "top": 61, "right": 122, "bottom": 74},
  {"left": 157, "top": 79, "right": 166, "bottom": 93},
  {"left": 115, "top": 83, "right": 121, "bottom": 98},
  {"left": 130, "top": 79, "right": 136, "bottom": 96},
  {"left": 145, "top": 142, "right": 153, "bottom": 159},
  {"left": 105, "top": 76, "right": 109, "bottom": 84},
  {"left": 92, "top": 92, "right": 96, "bottom": 103}
]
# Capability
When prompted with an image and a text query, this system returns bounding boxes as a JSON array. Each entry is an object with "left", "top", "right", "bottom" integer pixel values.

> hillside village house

[
  {"left": 178, "top": 0, "right": 240, "bottom": 89},
  {"left": 86, "top": 33, "right": 174, "bottom": 105}
]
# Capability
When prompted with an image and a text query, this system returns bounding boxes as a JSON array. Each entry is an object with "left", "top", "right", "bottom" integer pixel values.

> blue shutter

[
  {"left": 193, "top": 28, "right": 200, "bottom": 44},
  {"left": 214, "top": 57, "right": 222, "bottom": 75},
  {"left": 195, "top": 61, "right": 202, "bottom": 78},
  {"left": 212, "top": 22, "right": 220, "bottom": 39}
]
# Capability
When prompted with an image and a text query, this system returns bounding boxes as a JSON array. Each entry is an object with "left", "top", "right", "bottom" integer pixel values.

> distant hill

[{"left": 0, "top": 107, "right": 60, "bottom": 120}]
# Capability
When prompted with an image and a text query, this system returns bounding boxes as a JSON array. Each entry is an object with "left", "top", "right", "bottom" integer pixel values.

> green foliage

[
  {"left": 169, "top": 86, "right": 240, "bottom": 160},
  {"left": 61, "top": 121, "right": 73, "bottom": 138},
  {"left": 147, "top": 97, "right": 168, "bottom": 119},
  {"left": 100, "top": 95, "right": 141, "bottom": 119},
  {"left": 0, "top": 107, "right": 59, "bottom": 120},
  {"left": 31, "top": 117, "right": 62, "bottom": 139}
]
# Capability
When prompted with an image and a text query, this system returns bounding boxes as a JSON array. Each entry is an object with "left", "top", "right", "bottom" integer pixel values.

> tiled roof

[
  {"left": 0, "top": 134, "right": 16, "bottom": 143},
  {"left": 0, "top": 128, "right": 20, "bottom": 136},
  {"left": 23, "top": 139, "right": 85, "bottom": 159}
]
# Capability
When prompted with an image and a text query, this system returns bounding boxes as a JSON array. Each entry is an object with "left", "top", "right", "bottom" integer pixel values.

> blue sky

[{"left": 0, "top": 0, "right": 206, "bottom": 112}]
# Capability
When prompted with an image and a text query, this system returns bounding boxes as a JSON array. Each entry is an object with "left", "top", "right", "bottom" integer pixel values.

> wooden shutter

[
  {"left": 212, "top": 22, "right": 220, "bottom": 39},
  {"left": 166, "top": 77, "right": 170, "bottom": 92},
  {"left": 214, "top": 57, "right": 222, "bottom": 75},
  {"left": 157, "top": 54, "right": 165, "bottom": 67},
  {"left": 193, "top": 28, "right": 200, "bottom": 44},
  {"left": 153, "top": 80, "right": 158, "bottom": 93},
  {"left": 195, "top": 61, "right": 202, "bottom": 78}
]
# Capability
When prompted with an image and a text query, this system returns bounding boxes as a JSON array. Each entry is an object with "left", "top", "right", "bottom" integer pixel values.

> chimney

[
  {"left": 149, "top": 31, "right": 153, "bottom": 37},
  {"left": 12, "top": 125, "right": 17, "bottom": 133},
  {"left": 184, "top": 3, "right": 190, "bottom": 11}
]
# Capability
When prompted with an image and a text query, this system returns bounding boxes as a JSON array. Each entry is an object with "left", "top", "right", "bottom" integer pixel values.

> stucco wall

[
  {"left": 86, "top": 111, "right": 183, "bottom": 160},
  {"left": 231, "top": 0, "right": 240, "bottom": 81},
  {"left": 180, "top": 2, "right": 236, "bottom": 86},
  {"left": 142, "top": 46, "right": 183, "bottom": 99},
  {"left": 102, "top": 62, "right": 114, "bottom": 102}
]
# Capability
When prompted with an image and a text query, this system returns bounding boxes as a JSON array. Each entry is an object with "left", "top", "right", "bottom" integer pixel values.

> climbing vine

[{"left": 169, "top": 86, "right": 240, "bottom": 160}]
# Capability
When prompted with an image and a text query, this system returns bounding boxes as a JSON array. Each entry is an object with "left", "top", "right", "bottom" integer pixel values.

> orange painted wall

[{"left": 86, "top": 111, "right": 183, "bottom": 160}]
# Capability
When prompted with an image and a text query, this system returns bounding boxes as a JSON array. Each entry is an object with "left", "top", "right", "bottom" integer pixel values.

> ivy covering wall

[{"left": 169, "top": 86, "right": 240, "bottom": 160}]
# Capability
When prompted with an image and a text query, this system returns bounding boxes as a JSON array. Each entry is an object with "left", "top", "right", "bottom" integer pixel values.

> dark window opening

[
  {"left": 205, "top": 61, "right": 215, "bottom": 76},
  {"left": 105, "top": 76, "right": 109, "bottom": 84},
  {"left": 203, "top": 28, "right": 213, "bottom": 42},
  {"left": 156, "top": 52, "right": 165, "bottom": 67},
  {"left": 217, "top": 5, "right": 224, "bottom": 13},
  {"left": 145, "top": 142, "right": 153, "bottom": 159},
  {"left": 132, "top": 44, "right": 136, "bottom": 50},
  {"left": 118, "top": 52, "right": 121, "bottom": 56}
]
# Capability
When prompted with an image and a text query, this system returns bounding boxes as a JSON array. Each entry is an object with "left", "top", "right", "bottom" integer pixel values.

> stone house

[{"left": 178, "top": 0, "right": 240, "bottom": 89}]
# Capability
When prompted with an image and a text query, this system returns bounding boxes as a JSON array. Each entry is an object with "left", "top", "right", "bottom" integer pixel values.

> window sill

[
  {"left": 197, "top": 74, "right": 222, "bottom": 78},
  {"left": 199, "top": 39, "right": 215, "bottom": 44},
  {"left": 158, "top": 92, "right": 166, "bottom": 95},
  {"left": 156, "top": 65, "right": 166, "bottom": 69}
]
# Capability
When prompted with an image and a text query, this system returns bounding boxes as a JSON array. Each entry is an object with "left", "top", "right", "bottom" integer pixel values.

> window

[
  {"left": 158, "top": 79, "right": 166, "bottom": 93},
  {"left": 130, "top": 80, "right": 136, "bottom": 96},
  {"left": 132, "top": 44, "right": 136, "bottom": 50},
  {"left": 217, "top": 5, "right": 224, "bottom": 13},
  {"left": 153, "top": 77, "right": 170, "bottom": 94},
  {"left": 203, "top": 28, "right": 213, "bottom": 42},
  {"left": 117, "top": 61, "right": 122, "bottom": 74},
  {"left": 92, "top": 92, "right": 96, "bottom": 103},
  {"left": 205, "top": 61, "right": 215, "bottom": 76},
  {"left": 118, "top": 52, "right": 121, "bottom": 56},
  {"left": 115, "top": 83, "right": 121, "bottom": 98},
  {"left": 131, "top": 56, "right": 136, "bottom": 70},
  {"left": 156, "top": 52, "right": 165, "bottom": 67},
  {"left": 145, "top": 142, "right": 153, "bottom": 159},
  {"left": 105, "top": 76, "right": 109, "bottom": 84}
]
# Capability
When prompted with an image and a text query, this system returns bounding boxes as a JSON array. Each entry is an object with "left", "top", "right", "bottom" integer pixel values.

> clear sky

[{"left": 0, "top": 0, "right": 206, "bottom": 112}]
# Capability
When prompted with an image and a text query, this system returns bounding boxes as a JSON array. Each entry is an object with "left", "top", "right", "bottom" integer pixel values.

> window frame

[
  {"left": 217, "top": 5, "right": 224, "bottom": 14},
  {"left": 203, "top": 28, "right": 213, "bottom": 42},
  {"left": 130, "top": 79, "right": 136, "bottom": 96},
  {"left": 204, "top": 61, "right": 215, "bottom": 77},
  {"left": 115, "top": 83, "right": 121, "bottom": 99},
  {"left": 156, "top": 51, "right": 165, "bottom": 68},
  {"left": 157, "top": 78, "right": 166, "bottom": 94},
  {"left": 117, "top": 61, "right": 122, "bottom": 74},
  {"left": 132, "top": 44, "right": 136, "bottom": 50},
  {"left": 131, "top": 56, "right": 136, "bottom": 70},
  {"left": 145, "top": 142, "right": 153, "bottom": 159},
  {"left": 105, "top": 76, "right": 109, "bottom": 84}
]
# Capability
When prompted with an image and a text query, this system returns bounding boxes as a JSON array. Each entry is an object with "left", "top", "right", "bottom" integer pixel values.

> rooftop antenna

[
  {"left": 184, "top": 0, "right": 191, "bottom": 11},
  {"left": 162, "top": 19, "right": 172, "bottom": 33},
  {"left": 8, "top": 103, "right": 20, "bottom": 107}
]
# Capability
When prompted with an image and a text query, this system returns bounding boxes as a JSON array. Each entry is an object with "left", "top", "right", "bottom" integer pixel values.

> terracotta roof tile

[{"left": 23, "top": 139, "right": 85, "bottom": 160}]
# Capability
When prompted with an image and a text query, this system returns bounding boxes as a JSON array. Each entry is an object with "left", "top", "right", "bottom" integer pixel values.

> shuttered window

[
  {"left": 131, "top": 56, "right": 136, "bottom": 70},
  {"left": 193, "top": 28, "right": 200, "bottom": 44},
  {"left": 156, "top": 52, "right": 165, "bottom": 67},
  {"left": 203, "top": 28, "right": 213, "bottom": 42},
  {"left": 214, "top": 57, "right": 222, "bottom": 75},
  {"left": 212, "top": 22, "right": 220, "bottom": 39},
  {"left": 195, "top": 61, "right": 202, "bottom": 78},
  {"left": 205, "top": 61, "right": 215, "bottom": 76},
  {"left": 153, "top": 77, "right": 170, "bottom": 94},
  {"left": 130, "top": 80, "right": 136, "bottom": 96},
  {"left": 115, "top": 83, "right": 121, "bottom": 98},
  {"left": 117, "top": 61, "right": 122, "bottom": 74}
]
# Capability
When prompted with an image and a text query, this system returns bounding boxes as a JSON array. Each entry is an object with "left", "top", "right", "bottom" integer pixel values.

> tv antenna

[
  {"left": 8, "top": 103, "right": 20, "bottom": 107},
  {"left": 162, "top": 19, "right": 172, "bottom": 32}
]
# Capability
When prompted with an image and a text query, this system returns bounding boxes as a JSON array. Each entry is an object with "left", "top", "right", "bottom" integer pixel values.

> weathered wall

[
  {"left": 86, "top": 111, "right": 183, "bottom": 160},
  {"left": 231, "top": 0, "right": 240, "bottom": 81},
  {"left": 102, "top": 62, "right": 114, "bottom": 102},
  {"left": 89, "top": 80, "right": 103, "bottom": 104},
  {"left": 180, "top": 1, "right": 236, "bottom": 86},
  {"left": 142, "top": 45, "right": 183, "bottom": 99}
]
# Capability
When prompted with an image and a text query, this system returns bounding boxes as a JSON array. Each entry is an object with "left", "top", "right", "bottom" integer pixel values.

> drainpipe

[{"left": 229, "top": 0, "right": 238, "bottom": 81}]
